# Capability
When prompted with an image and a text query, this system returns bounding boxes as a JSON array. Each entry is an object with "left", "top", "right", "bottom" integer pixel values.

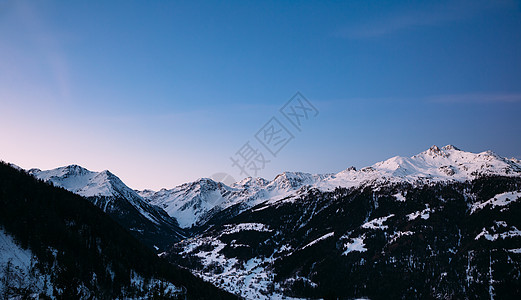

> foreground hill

[{"left": 0, "top": 162, "right": 236, "bottom": 299}]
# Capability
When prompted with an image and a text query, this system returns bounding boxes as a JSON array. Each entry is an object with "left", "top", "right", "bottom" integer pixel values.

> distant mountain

[
  {"left": 29, "top": 165, "right": 185, "bottom": 251},
  {"left": 141, "top": 145, "right": 521, "bottom": 229},
  {"left": 163, "top": 146, "right": 521, "bottom": 299},
  {"left": 141, "top": 172, "right": 331, "bottom": 228},
  {"left": 0, "top": 162, "right": 236, "bottom": 299}
]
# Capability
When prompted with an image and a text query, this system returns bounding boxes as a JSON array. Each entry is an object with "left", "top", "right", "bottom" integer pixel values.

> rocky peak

[{"left": 442, "top": 145, "right": 460, "bottom": 151}]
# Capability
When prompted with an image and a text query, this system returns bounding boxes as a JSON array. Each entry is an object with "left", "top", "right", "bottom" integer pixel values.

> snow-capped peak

[
  {"left": 233, "top": 177, "right": 270, "bottom": 189},
  {"left": 136, "top": 189, "right": 157, "bottom": 200},
  {"left": 268, "top": 171, "right": 331, "bottom": 191},
  {"left": 324, "top": 145, "right": 521, "bottom": 190},
  {"left": 29, "top": 165, "right": 132, "bottom": 198},
  {"left": 27, "top": 164, "right": 183, "bottom": 241},
  {"left": 426, "top": 144, "right": 443, "bottom": 155},
  {"left": 442, "top": 144, "right": 460, "bottom": 151},
  {"left": 178, "top": 177, "right": 226, "bottom": 193},
  {"left": 271, "top": 171, "right": 313, "bottom": 189}
]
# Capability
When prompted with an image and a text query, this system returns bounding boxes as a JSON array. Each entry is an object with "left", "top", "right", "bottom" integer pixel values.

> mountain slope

[
  {"left": 162, "top": 146, "right": 521, "bottom": 299},
  {"left": 143, "top": 172, "right": 327, "bottom": 229},
  {"left": 320, "top": 145, "right": 521, "bottom": 189},
  {"left": 29, "top": 165, "right": 185, "bottom": 250},
  {"left": 0, "top": 162, "right": 236, "bottom": 299},
  {"left": 168, "top": 176, "right": 521, "bottom": 299}
]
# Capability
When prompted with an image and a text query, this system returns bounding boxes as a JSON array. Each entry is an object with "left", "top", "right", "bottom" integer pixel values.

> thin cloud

[
  {"left": 427, "top": 93, "right": 521, "bottom": 103},
  {"left": 336, "top": 0, "right": 518, "bottom": 39},
  {"left": 8, "top": 1, "right": 71, "bottom": 100},
  {"left": 338, "top": 11, "right": 458, "bottom": 39}
]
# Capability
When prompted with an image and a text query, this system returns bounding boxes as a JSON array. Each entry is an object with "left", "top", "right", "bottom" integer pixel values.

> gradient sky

[{"left": 1, "top": 0, "right": 521, "bottom": 190}]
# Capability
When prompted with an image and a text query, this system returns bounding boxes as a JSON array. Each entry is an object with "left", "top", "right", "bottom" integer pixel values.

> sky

[{"left": 1, "top": 0, "right": 520, "bottom": 190}]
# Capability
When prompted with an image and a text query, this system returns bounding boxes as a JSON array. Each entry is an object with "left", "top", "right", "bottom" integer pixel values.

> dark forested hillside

[
  {"left": 169, "top": 177, "right": 521, "bottom": 299},
  {"left": 0, "top": 162, "right": 236, "bottom": 299}
]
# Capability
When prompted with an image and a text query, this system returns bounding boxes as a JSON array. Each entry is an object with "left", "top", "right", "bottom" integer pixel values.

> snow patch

[
  {"left": 362, "top": 214, "right": 394, "bottom": 230},
  {"left": 0, "top": 228, "right": 53, "bottom": 298},
  {"left": 393, "top": 192, "right": 406, "bottom": 202},
  {"left": 302, "top": 232, "right": 334, "bottom": 249},
  {"left": 407, "top": 207, "right": 431, "bottom": 221},
  {"left": 471, "top": 191, "right": 521, "bottom": 214},
  {"left": 388, "top": 231, "right": 414, "bottom": 244},
  {"left": 475, "top": 221, "right": 521, "bottom": 241},
  {"left": 221, "top": 223, "right": 272, "bottom": 235},
  {"left": 342, "top": 235, "right": 367, "bottom": 255}
]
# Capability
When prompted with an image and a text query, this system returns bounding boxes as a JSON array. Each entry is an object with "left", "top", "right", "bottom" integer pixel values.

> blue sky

[{"left": 1, "top": 0, "right": 520, "bottom": 190}]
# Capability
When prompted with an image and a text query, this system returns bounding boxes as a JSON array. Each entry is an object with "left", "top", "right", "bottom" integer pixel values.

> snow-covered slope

[
  {"left": 142, "top": 145, "right": 521, "bottom": 228},
  {"left": 170, "top": 174, "right": 521, "bottom": 299},
  {"left": 144, "top": 172, "right": 323, "bottom": 228},
  {"left": 29, "top": 165, "right": 185, "bottom": 249},
  {"left": 320, "top": 145, "right": 521, "bottom": 190},
  {"left": 0, "top": 228, "right": 53, "bottom": 297},
  {"left": 29, "top": 165, "right": 135, "bottom": 199},
  {"left": 30, "top": 165, "right": 161, "bottom": 219},
  {"left": 0, "top": 228, "right": 32, "bottom": 269},
  {"left": 144, "top": 178, "right": 264, "bottom": 228}
]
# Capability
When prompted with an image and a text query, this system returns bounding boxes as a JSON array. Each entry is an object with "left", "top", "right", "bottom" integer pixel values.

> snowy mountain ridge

[
  {"left": 140, "top": 145, "right": 521, "bottom": 228},
  {"left": 20, "top": 145, "right": 521, "bottom": 229},
  {"left": 28, "top": 165, "right": 161, "bottom": 215},
  {"left": 28, "top": 165, "right": 135, "bottom": 199},
  {"left": 319, "top": 144, "right": 521, "bottom": 189},
  {"left": 28, "top": 165, "right": 185, "bottom": 249}
]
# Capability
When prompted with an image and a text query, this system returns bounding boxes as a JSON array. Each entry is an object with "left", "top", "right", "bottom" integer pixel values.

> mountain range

[
  {"left": 6, "top": 145, "right": 521, "bottom": 298},
  {"left": 0, "top": 162, "right": 236, "bottom": 299},
  {"left": 30, "top": 145, "right": 520, "bottom": 231}
]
